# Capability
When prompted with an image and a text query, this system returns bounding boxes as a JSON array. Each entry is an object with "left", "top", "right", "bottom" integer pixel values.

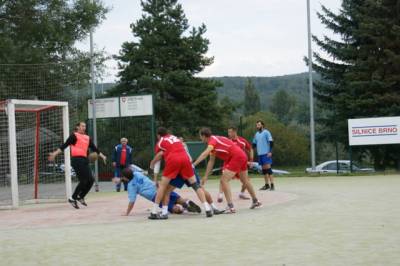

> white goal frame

[{"left": 5, "top": 99, "right": 72, "bottom": 208}]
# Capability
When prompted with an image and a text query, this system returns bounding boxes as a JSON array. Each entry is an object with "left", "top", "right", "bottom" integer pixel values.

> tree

[
  {"left": 0, "top": 0, "right": 108, "bottom": 100},
  {"left": 270, "top": 89, "right": 297, "bottom": 124},
  {"left": 112, "top": 0, "right": 225, "bottom": 136},
  {"left": 244, "top": 78, "right": 261, "bottom": 116},
  {"left": 312, "top": 0, "right": 400, "bottom": 170}
]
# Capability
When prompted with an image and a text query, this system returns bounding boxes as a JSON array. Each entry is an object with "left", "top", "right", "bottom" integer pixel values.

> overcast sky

[{"left": 77, "top": 0, "right": 342, "bottom": 82}]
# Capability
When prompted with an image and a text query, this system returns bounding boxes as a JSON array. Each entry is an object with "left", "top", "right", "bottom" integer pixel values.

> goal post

[{"left": 0, "top": 99, "right": 71, "bottom": 209}]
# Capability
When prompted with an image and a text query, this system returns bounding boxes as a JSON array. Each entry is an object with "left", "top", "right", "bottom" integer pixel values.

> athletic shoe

[
  {"left": 259, "top": 184, "right": 270, "bottom": 190},
  {"left": 116, "top": 188, "right": 121, "bottom": 192},
  {"left": 225, "top": 206, "right": 236, "bottom": 214},
  {"left": 77, "top": 197, "right": 87, "bottom": 206},
  {"left": 148, "top": 213, "right": 168, "bottom": 220},
  {"left": 250, "top": 201, "right": 262, "bottom": 209},
  {"left": 239, "top": 193, "right": 250, "bottom": 200},
  {"left": 187, "top": 200, "right": 201, "bottom": 213},
  {"left": 270, "top": 184, "right": 275, "bottom": 191},
  {"left": 213, "top": 208, "right": 225, "bottom": 215},
  {"left": 68, "top": 198, "right": 79, "bottom": 209},
  {"left": 206, "top": 210, "right": 213, "bottom": 217},
  {"left": 217, "top": 194, "right": 223, "bottom": 203}
]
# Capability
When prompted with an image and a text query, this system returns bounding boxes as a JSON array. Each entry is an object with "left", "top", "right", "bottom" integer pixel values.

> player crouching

[{"left": 120, "top": 167, "right": 201, "bottom": 217}]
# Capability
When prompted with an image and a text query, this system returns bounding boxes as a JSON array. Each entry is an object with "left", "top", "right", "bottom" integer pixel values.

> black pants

[{"left": 71, "top": 157, "right": 94, "bottom": 200}]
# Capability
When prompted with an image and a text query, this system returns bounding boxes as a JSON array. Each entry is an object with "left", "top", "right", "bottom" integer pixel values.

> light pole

[
  {"left": 90, "top": 0, "right": 99, "bottom": 191},
  {"left": 307, "top": 0, "right": 316, "bottom": 169}
]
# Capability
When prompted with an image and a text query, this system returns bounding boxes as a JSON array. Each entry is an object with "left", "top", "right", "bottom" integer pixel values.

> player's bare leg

[
  {"left": 239, "top": 170, "right": 262, "bottom": 209},
  {"left": 239, "top": 181, "right": 250, "bottom": 200},
  {"left": 220, "top": 169, "right": 236, "bottom": 213},
  {"left": 149, "top": 176, "right": 170, "bottom": 219},
  {"left": 260, "top": 163, "right": 271, "bottom": 190},
  {"left": 159, "top": 184, "right": 175, "bottom": 217},
  {"left": 203, "top": 186, "right": 225, "bottom": 214},
  {"left": 217, "top": 182, "right": 224, "bottom": 203},
  {"left": 187, "top": 175, "right": 213, "bottom": 217}
]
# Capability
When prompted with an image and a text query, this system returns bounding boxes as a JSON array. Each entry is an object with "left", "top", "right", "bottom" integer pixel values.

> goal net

[{"left": 0, "top": 99, "right": 71, "bottom": 209}]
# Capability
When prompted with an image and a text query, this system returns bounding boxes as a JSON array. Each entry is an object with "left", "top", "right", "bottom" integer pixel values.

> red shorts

[
  {"left": 163, "top": 155, "right": 194, "bottom": 179},
  {"left": 223, "top": 152, "right": 247, "bottom": 174}
]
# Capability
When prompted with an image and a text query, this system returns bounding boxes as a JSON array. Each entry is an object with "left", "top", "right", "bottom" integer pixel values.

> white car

[{"left": 305, "top": 160, "right": 374, "bottom": 174}]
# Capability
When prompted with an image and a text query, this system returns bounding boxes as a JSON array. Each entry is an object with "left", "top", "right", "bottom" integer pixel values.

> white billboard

[
  {"left": 120, "top": 95, "right": 153, "bottom": 117},
  {"left": 88, "top": 97, "right": 119, "bottom": 119},
  {"left": 348, "top": 117, "right": 400, "bottom": 146}
]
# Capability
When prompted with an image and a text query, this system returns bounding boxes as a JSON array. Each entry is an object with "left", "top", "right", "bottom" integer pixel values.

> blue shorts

[
  {"left": 169, "top": 168, "right": 200, "bottom": 189},
  {"left": 258, "top": 154, "right": 272, "bottom": 166},
  {"left": 152, "top": 191, "right": 181, "bottom": 213}
]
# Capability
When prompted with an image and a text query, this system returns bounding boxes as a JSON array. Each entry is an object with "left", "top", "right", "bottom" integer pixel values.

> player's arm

[
  {"left": 267, "top": 141, "right": 273, "bottom": 157},
  {"left": 122, "top": 201, "right": 135, "bottom": 216},
  {"left": 112, "top": 146, "right": 117, "bottom": 168},
  {"left": 193, "top": 145, "right": 214, "bottom": 167},
  {"left": 48, "top": 134, "right": 76, "bottom": 161},
  {"left": 202, "top": 153, "right": 215, "bottom": 186},
  {"left": 89, "top": 138, "right": 107, "bottom": 163},
  {"left": 149, "top": 151, "right": 163, "bottom": 169},
  {"left": 149, "top": 151, "right": 163, "bottom": 183}
]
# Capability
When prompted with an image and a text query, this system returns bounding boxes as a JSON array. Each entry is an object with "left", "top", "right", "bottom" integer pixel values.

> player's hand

[
  {"left": 267, "top": 152, "right": 272, "bottom": 158},
  {"left": 112, "top": 162, "right": 116, "bottom": 168},
  {"left": 48, "top": 152, "right": 56, "bottom": 162},
  {"left": 148, "top": 168, "right": 154, "bottom": 178},
  {"left": 201, "top": 177, "right": 207, "bottom": 186}
]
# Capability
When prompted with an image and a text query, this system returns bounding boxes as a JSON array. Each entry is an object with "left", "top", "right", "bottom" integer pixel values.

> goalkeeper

[{"left": 48, "top": 121, "right": 106, "bottom": 209}]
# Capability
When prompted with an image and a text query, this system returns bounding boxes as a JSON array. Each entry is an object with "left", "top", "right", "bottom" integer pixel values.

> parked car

[
  {"left": 211, "top": 162, "right": 290, "bottom": 176},
  {"left": 305, "top": 160, "right": 375, "bottom": 174}
]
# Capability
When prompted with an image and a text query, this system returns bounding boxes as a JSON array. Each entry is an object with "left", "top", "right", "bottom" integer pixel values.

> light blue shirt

[
  {"left": 253, "top": 129, "right": 273, "bottom": 156},
  {"left": 127, "top": 170, "right": 157, "bottom": 203}
]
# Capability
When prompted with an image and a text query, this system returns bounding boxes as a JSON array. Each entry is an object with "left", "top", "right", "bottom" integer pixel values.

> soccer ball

[{"left": 88, "top": 152, "right": 98, "bottom": 162}]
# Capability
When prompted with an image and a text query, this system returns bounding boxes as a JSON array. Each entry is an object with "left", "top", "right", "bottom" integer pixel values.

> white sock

[
  {"left": 203, "top": 202, "right": 211, "bottom": 211},
  {"left": 211, "top": 203, "right": 218, "bottom": 210},
  {"left": 162, "top": 205, "right": 168, "bottom": 215},
  {"left": 151, "top": 203, "right": 159, "bottom": 214}
]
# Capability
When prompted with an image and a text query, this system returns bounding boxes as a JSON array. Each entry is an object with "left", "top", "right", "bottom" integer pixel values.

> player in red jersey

[
  {"left": 193, "top": 127, "right": 261, "bottom": 213},
  {"left": 148, "top": 127, "right": 213, "bottom": 219},
  {"left": 217, "top": 126, "right": 255, "bottom": 202}
]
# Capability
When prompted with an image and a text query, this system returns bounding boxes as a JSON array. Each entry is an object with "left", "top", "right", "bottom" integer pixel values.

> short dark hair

[
  {"left": 199, "top": 127, "right": 212, "bottom": 137},
  {"left": 122, "top": 167, "right": 134, "bottom": 180},
  {"left": 256, "top": 120, "right": 265, "bottom": 126},
  {"left": 228, "top": 126, "right": 237, "bottom": 131},
  {"left": 157, "top": 127, "right": 168, "bottom": 136}
]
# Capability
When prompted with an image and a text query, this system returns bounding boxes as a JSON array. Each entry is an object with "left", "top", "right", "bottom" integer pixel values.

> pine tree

[
  {"left": 270, "top": 89, "right": 297, "bottom": 124},
  {"left": 112, "top": 0, "right": 225, "bottom": 136},
  {"left": 244, "top": 78, "right": 261, "bottom": 115},
  {"left": 313, "top": 0, "right": 400, "bottom": 169}
]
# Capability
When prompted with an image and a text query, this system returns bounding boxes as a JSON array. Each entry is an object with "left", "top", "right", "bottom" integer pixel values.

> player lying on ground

[
  {"left": 152, "top": 152, "right": 225, "bottom": 215},
  {"left": 217, "top": 126, "right": 255, "bottom": 202},
  {"left": 193, "top": 127, "right": 262, "bottom": 213},
  {"left": 121, "top": 167, "right": 201, "bottom": 216},
  {"left": 148, "top": 127, "right": 213, "bottom": 219}
]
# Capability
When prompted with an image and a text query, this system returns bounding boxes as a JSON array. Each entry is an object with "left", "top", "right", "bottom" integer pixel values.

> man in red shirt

[
  {"left": 193, "top": 127, "right": 261, "bottom": 213},
  {"left": 217, "top": 126, "right": 254, "bottom": 202},
  {"left": 148, "top": 127, "right": 213, "bottom": 219}
]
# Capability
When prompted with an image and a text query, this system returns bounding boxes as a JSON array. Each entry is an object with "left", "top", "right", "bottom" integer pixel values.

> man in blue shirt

[
  {"left": 252, "top": 120, "right": 275, "bottom": 190},
  {"left": 120, "top": 166, "right": 201, "bottom": 217},
  {"left": 112, "top": 137, "right": 133, "bottom": 192}
]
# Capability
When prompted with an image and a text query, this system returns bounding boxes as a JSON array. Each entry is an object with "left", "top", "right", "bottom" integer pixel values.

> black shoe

[
  {"left": 259, "top": 184, "right": 270, "bottom": 190},
  {"left": 68, "top": 198, "right": 79, "bottom": 209},
  {"left": 116, "top": 188, "right": 120, "bottom": 192},
  {"left": 206, "top": 210, "right": 213, "bottom": 217},
  {"left": 187, "top": 200, "right": 201, "bottom": 213},
  {"left": 270, "top": 184, "right": 275, "bottom": 191},
  {"left": 148, "top": 213, "right": 168, "bottom": 220},
  {"left": 77, "top": 197, "right": 87, "bottom": 206},
  {"left": 213, "top": 208, "right": 225, "bottom": 215}
]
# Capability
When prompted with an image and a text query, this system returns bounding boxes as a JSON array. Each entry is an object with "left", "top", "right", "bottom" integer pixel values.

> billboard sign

[
  {"left": 348, "top": 117, "right": 400, "bottom": 146},
  {"left": 120, "top": 95, "right": 153, "bottom": 117}
]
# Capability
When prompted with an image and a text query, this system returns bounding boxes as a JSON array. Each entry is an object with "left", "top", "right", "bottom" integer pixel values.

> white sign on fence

[
  {"left": 88, "top": 97, "right": 119, "bottom": 119},
  {"left": 348, "top": 117, "right": 400, "bottom": 146},
  {"left": 120, "top": 95, "right": 153, "bottom": 117}
]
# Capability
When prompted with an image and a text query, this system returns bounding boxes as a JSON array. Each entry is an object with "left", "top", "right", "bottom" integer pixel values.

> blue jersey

[
  {"left": 253, "top": 129, "right": 273, "bottom": 156},
  {"left": 127, "top": 171, "right": 157, "bottom": 203}
]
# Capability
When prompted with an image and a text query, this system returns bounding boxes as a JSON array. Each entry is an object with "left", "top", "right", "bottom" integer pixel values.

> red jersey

[
  {"left": 208, "top": 135, "right": 243, "bottom": 161},
  {"left": 231, "top": 136, "right": 251, "bottom": 152},
  {"left": 155, "top": 134, "right": 187, "bottom": 161}
]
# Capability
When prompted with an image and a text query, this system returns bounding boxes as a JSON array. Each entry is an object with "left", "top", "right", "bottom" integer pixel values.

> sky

[{"left": 77, "top": 0, "right": 342, "bottom": 82}]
